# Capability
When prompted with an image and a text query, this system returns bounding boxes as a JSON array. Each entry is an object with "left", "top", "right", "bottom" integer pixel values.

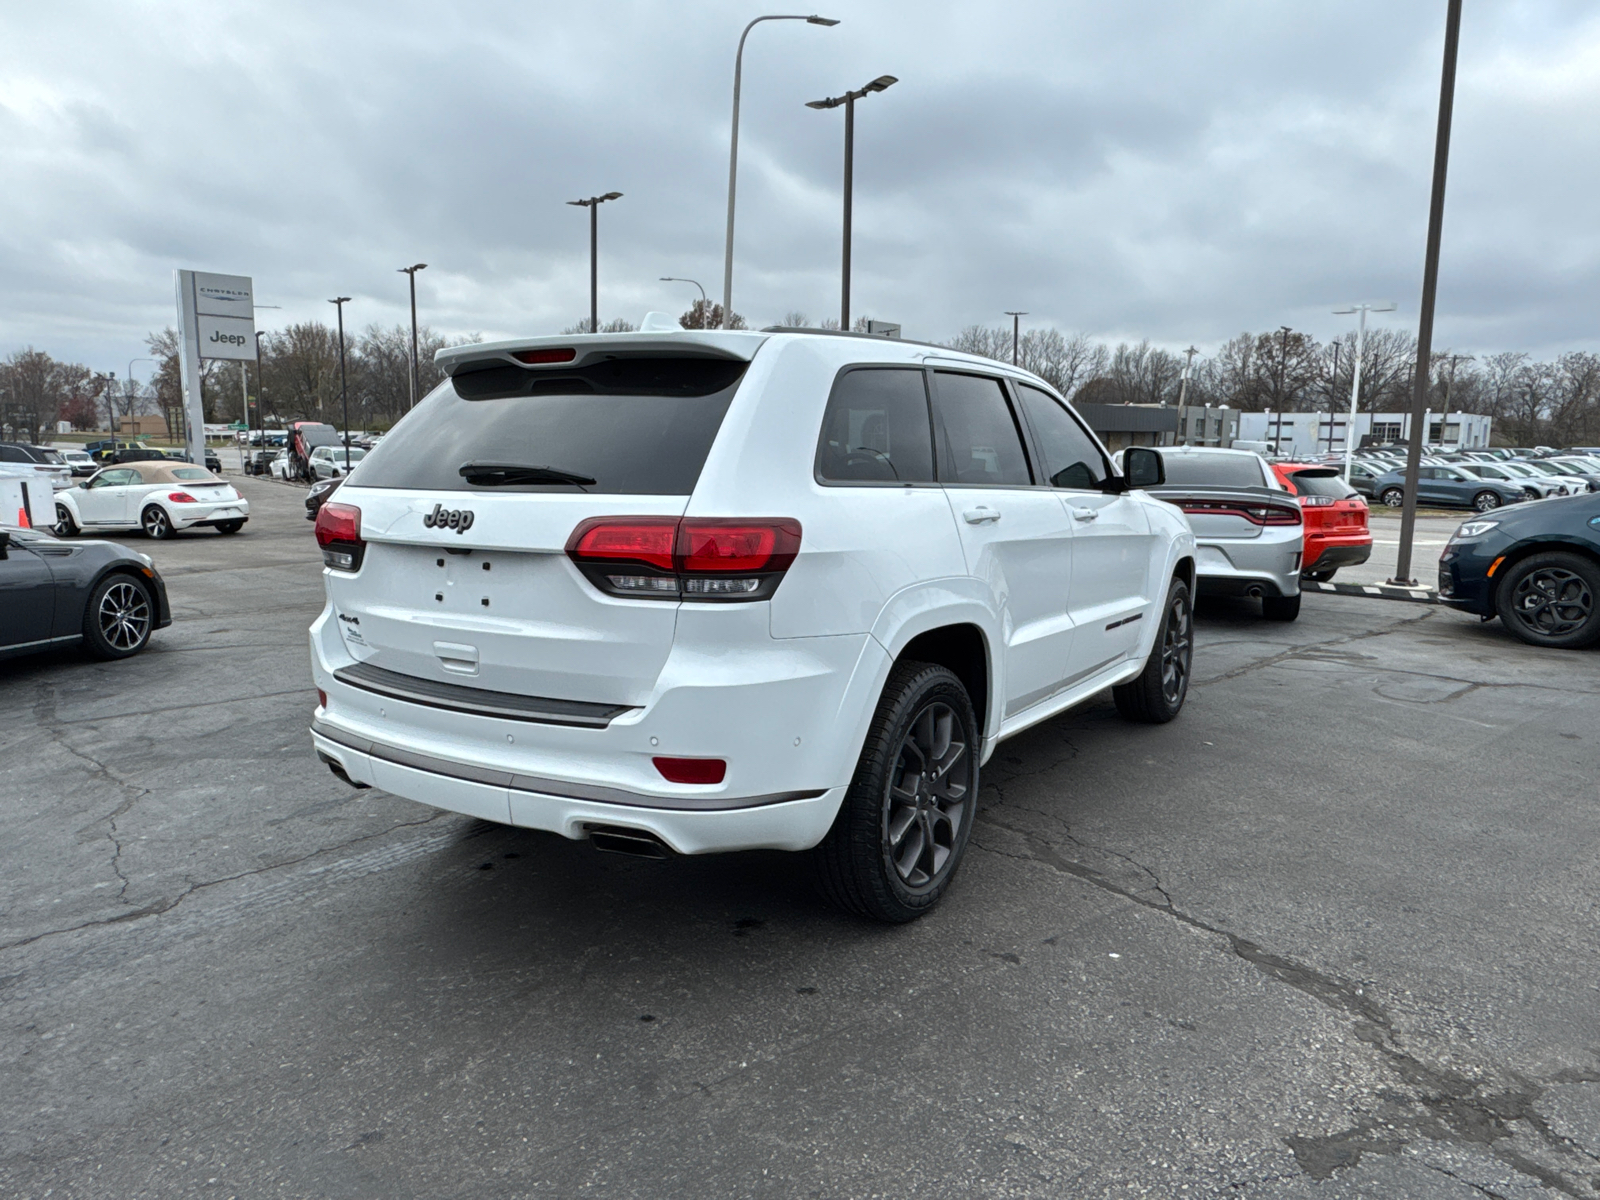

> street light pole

[
  {"left": 807, "top": 74, "right": 898, "bottom": 332},
  {"left": 567, "top": 193, "right": 622, "bottom": 333},
  {"left": 329, "top": 297, "right": 352, "bottom": 473},
  {"left": 1333, "top": 301, "right": 1396, "bottom": 481},
  {"left": 1393, "top": 0, "right": 1463, "bottom": 587},
  {"left": 1003, "top": 311, "right": 1027, "bottom": 366},
  {"left": 660, "top": 277, "right": 707, "bottom": 327},
  {"left": 398, "top": 263, "right": 427, "bottom": 411},
  {"left": 1273, "top": 325, "right": 1291, "bottom": 455},
  {"left": 722, "top": 14, "right": 840, "bottom": 330},
  {"left": 1176, "top": 345, "right": 1199, "bottom": 411}
]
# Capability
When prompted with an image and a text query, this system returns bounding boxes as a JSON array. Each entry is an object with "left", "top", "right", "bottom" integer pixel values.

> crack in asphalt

[
  {"left": 968, "top": 821, "right": 1600, "bottom": 1195},
  {"left": 0, "top": 809, "right": 448, "bottom": 954}
]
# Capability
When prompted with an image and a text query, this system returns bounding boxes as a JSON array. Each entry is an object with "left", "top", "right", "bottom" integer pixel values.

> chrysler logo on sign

[{"left": 423, "top": 503, "right": 475, "bottom": 533}]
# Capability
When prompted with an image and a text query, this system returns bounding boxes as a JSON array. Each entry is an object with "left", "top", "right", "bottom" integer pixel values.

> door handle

[
  {"left": 1070, "top": 506, "right": 1100, "bottom": 522},
  {"left": 963, "top": 507, "right": 1001, "bottom": 524}
]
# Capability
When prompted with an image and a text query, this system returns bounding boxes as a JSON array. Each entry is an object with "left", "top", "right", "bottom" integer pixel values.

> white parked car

[
  {"left": 54, "top": 461, "right": 250, "bottom": 539},
  {"left": 310, "top": 444, "right": 367, "bottom": 480},
  {"left": 309, "top": 325, "right": 1196, "bottom": 921}
]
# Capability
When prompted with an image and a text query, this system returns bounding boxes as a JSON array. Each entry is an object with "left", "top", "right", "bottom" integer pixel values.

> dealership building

[{"left": 1231, "top": 410, "right": 1494, "bottom": 458}]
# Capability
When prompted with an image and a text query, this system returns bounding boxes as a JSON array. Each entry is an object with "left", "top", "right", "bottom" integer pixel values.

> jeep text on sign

[{"left": 197, "top": 314, "right": 258, "bottom": 361}]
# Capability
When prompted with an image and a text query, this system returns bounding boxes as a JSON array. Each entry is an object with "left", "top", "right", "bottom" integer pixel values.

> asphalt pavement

[{"left": 2, "top": 475, "right": 1596, "bottom": 1199}]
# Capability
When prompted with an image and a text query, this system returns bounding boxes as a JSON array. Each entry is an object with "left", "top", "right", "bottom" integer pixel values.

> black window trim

[
  {"left": 812, "top": 363, "right": 943, "bottom": 489},
  {"left": 1004, "top": 377, "right": 1116, "bottom": 494},
  {"left": 926, "top": 366, "right": 1039, "bottom": 489}
]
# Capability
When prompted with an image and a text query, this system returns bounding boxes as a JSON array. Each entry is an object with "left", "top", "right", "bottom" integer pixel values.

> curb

[{"left": 1304, "top": 580, "right": 1440, "bottom": 605}]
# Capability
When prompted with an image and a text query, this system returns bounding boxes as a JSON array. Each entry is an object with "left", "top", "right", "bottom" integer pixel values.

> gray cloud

[{"left": 1, "top": 0, "right": 1597, "bottom": 379}]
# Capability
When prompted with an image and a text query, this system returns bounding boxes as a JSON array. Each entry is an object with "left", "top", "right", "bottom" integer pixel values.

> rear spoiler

[{"left": 435, "top": 330, "right": 768, "bottom": 378}]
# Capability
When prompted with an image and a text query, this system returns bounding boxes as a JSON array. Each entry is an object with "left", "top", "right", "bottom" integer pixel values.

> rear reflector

[
  {"left": 512, "top": 347, "right": 577, "bottom": 365},
  {"left": 314, "top": 502, "right": 365, "bottom": 571},
  {"left": 317, "top": 689, "right": 327, "bottom": 708},
  {"left": 653, "top": 757, "right": 727, "bottom": 785},
  {"left": 567, "top": 516, "right": 802, "bottom": 601}
]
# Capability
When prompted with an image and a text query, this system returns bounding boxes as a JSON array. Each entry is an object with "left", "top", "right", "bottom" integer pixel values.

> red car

[{"left": 1271, "top": 463, "right": 1372, "bottom": 581}]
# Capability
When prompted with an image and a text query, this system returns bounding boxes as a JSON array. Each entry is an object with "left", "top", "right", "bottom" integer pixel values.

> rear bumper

[
  {"left": 171, "top": 499, "right": 250, "bottom": 529},
  {"left": 308, "top": 603, "right": 883, "bottom": 853},
  {"left": 1305, "top": 537, "right": 1372, "bottom": 571},
  {"left": 1192, "top": 535, "right": 1302, "bottom": 598},
  {"left": 310, "top": 720, "right": 845, "bottom": 853}
]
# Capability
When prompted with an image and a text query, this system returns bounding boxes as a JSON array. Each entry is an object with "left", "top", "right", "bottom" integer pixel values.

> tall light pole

[
  {"left": 254, "top": 331, "right": 267, "bottom": 441},
  {"left": 722, "top": 14, "right": 840, "bottom": 330},
  {"left": 398, "top": 263, "right": 427, "bottom": 411},
  {"left": 807, "top": 74, "right": 898, "bottom": 331},
  {"left": 660, "top": 277, "right": 707, "bottom": 327},
  {"left": 1177, "top": 345, "right": 1199, "bottom": 410},
  {"left": 1394, "top": 0, "right": 1463, "bottom": 587},
  {"left": 1003, "top": 311, "right": 1027, "bottom": 366},
  {"left": 329, "top": 297, "right": 352, "bottom": 473},
  {"left": 567, "top": 193, "right": 623, "bottom": 334},
  {"left": 1273, "top": 325, "right": 1292, "bottom": 455},
  {"left": 125, "top": 357, "right": 155, "bottom": 434},
  {"left": 1333, "top": 301, "right": 1396, "bottom": 481}
]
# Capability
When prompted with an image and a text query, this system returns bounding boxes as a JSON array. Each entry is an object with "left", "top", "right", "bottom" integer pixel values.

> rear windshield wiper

[{"left": 458, "top": 462, "right": 598, "bottom": 487}]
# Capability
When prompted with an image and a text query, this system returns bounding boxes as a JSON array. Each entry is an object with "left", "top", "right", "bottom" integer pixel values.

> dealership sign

[{"left": 175, "top": 269, "right": 257, "bottom": 467}]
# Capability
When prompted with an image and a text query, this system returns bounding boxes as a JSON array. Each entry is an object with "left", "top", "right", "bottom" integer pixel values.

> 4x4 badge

[{"left": 423, "top": 503, "right": 475, "bottom": 533}]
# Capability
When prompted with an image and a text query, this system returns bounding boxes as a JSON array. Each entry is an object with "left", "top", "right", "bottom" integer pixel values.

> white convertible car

[{"left": 53, "top": 461, "right": 250, "bottom": 539}]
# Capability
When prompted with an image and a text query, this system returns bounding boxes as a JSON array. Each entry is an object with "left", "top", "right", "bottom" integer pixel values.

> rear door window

[
  {"left": 354, "top": 355, "right": 747, "bottom": 495},
  {"left": 1014, "top": 384, "right": 1108, "bottom": 490},
  {"left": 930, "top": 372, "right": 1032, "bottom": 486},
  {"left": 816, "top": 367, "right": 935, "bottom": 484}
]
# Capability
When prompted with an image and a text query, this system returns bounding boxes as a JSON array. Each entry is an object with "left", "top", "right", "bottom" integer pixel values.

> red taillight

[
  {"left": 678, "top": 519, "right": 802, "bottom": 573},
  {"left": 568, "top": 518, "right": 677, "bottom": 570},
  {"left": 317, "top": 689, "right": 327, "bottom": 709},
  {"left": 167, "top": 491, "right": 198, "bottom": 504},
  {"left": 653, "top": 756, "right": 726, "bottom": 785},
  {"left": 1297, "top": 495, "right": 1336, "bottom": 507},
  {"left": 315, "top": 502, "right": 365, "bottom": 571},
  {"left": 1178, "top": 501, "right": 1301, "bottom": 526},
  {"left": 512, "top": 347, "right": 577, "bottom": 365},
  {"left": 566, "top": 517, "right": 802, "bottom": 601}
]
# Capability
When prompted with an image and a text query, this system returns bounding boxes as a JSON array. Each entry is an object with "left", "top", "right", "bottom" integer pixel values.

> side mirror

[{"left": 1124, "top": 447, "right": 1165, "bottom": 489}]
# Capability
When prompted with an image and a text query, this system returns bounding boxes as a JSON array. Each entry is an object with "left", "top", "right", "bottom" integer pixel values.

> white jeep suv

[{"left": 309, "top": 326, "right": 1197, "bottom": 921}]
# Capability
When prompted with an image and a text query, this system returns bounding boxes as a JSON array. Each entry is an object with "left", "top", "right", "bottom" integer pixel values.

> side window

[
  {"left": 1014, "top": 384, "right": 1108, "bottom": 490},
  {"left": 930, "top": 372, "right": 1032, "bottom": 486},
  {"left": 816, "top": 367, "right": 935, "bottom": 484}
]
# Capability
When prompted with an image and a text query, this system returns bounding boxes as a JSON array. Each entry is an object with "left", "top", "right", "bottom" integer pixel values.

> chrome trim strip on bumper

[
  {"left": 332, "top": 660, "right": 635, "bottom": 729},
  {"left": 311, "top": 720, "right": 826, "bottom": 812}
]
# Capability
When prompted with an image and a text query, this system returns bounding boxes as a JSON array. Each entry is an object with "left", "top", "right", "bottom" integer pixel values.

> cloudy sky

[{"left": 3, "top": 0, "right": 1598, "bottom": 377}]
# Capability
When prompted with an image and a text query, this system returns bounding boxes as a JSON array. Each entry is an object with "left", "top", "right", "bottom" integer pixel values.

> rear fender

[{"left": 868, "top": 577, "right": 1001, "bottom": 747}]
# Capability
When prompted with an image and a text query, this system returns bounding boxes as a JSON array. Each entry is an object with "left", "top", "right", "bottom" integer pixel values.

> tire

[
  {"left": 1113, "top": 577, "right": 1193, "bottom": 724},
  {"left": 1472, "top": 491, "right": 1502, "bottom": 513},
  {"left": 54, "top": 505, "right": 77, "bottom": 537},
  {"left": 1380, "top": 488, "right": 1405, "bottom": 508},
  {"left": 1303, "top": 568, "right": 1336, "bottom": 582},
  {"left": 813, "top": 662, "right": 979, "bottom": 923},
  {"left": 1262, "top": 592, "right": 1301, "bottom": 622},
  {"left": 216, "top": 520, "right": 244, "bottom": 534},
  {"left": 1494, "top": 552, "right": 1600, "bottom": 649},
  {"left": 82, "top": 574, "right": 154, "bottom": 659},
  {"left": 141, "top": 505, "right": 172, "bottom": 539}
]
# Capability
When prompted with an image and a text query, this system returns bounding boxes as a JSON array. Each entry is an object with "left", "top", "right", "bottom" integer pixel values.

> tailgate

[{"left": 326, "top": 488, "right": 686, "bottom": 707}]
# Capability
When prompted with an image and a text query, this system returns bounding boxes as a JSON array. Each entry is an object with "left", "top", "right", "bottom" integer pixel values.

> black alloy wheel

[
  {"left": 83, "top": 575, "right": 153, "bottom": 659},
  {"left": 1473, "top": 490, "right": 1503, "bottom": 513},
  {"left": 1496, "top": 552, "right": 1600, "bottom": 649},
  {"left": 54, "top": 505, "right": 77, "bottom": 537},
  {"left": 216, "top": 520, "right": 244, "bottom": 534},
  {"left": 882, "top": 701, "right": 972, "bottom": 890},
  {"left": 1114, "top": 577, "right": 1194, "bottom": 723},
  {"left": 814, "top": 662, "right": 979, "bottom": 922},
  {"left": 141, "top": 505, "right": 172, "bottom": 539}
]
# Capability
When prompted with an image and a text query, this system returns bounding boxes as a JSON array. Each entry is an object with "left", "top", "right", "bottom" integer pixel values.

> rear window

[
  {"left": 353, "top": 355, "right": 747, "bottom": 495},
  {"left": 1157, "top": 452, "right": 1267, "bottom": 488},
  {"left": 1289, "top": 470, "right": 1357, "bottom": 498},
  {"left": 816, "top": 367, "right": 935, "bottom": 484},
  {"left": 170, "top": 467, "right": 213, "bottom": 481}
]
